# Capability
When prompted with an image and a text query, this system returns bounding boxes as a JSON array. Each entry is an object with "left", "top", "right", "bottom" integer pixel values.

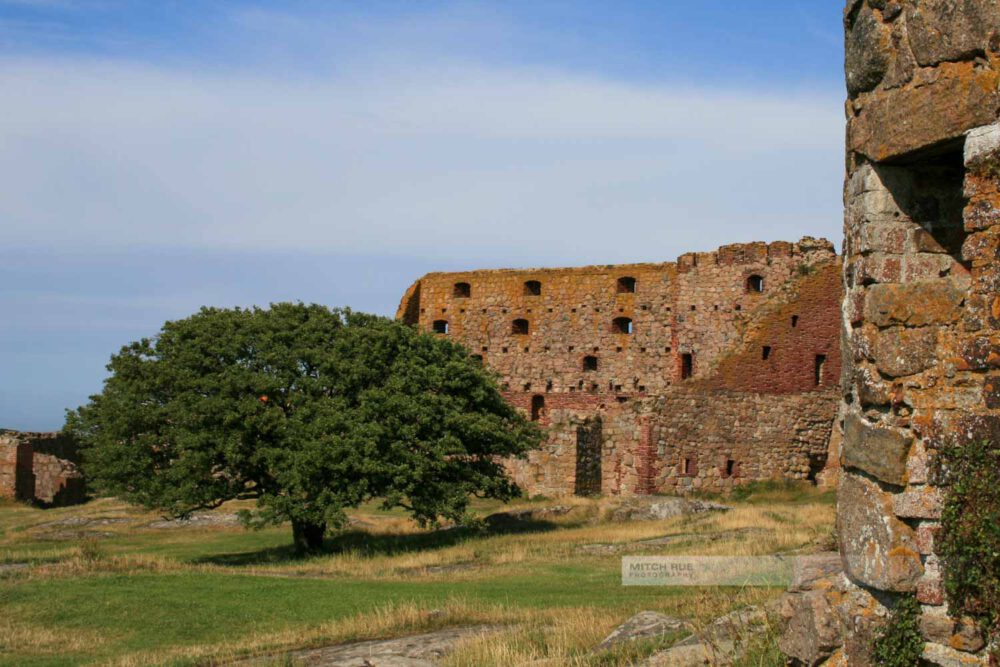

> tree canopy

[{"left": 66, "top": 303, "right": 541, "bottom": 552}]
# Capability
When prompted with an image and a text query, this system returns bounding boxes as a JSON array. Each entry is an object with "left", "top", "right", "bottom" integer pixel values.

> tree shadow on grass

[{"left": 195, "top": 514, "right": 568, "bottom": 567}]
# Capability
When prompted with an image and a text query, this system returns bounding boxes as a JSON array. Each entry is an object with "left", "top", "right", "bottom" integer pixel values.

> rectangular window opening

[{"left": 814, "top": 354, "right": 827, "bottom": 386}]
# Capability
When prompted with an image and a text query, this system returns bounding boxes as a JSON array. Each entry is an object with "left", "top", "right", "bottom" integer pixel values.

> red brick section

[
  {"left": 634, "top": 414, "right": 656, "bottom": 495},
  {"left": 697, "top": 263, "right": 843, "bottom": 394}
]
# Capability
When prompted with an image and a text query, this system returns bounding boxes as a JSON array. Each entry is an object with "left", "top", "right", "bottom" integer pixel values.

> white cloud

[{"left": 0, "top": 56, "right": 843, "bottom": 266}]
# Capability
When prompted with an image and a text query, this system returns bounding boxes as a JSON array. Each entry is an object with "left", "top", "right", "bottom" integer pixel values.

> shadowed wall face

[{"left": 839, "top": 1, "right": 1000, "bottom": 663}]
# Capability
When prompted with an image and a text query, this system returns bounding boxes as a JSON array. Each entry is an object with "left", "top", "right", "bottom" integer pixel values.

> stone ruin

[
  {"left": 398, "top": 237, "right": 844, "bottom": 497},
  {"left": 0, "top": 430, "right": 85, "bottom": 507}
]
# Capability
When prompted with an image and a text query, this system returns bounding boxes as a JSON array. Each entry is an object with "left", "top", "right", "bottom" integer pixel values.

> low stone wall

[
  {"left": 504, "top": 386, "right": 838, "bottom": 498},
  {"left": 0, "top": 430, "right": 85, "bottom": 506},
  {"left": 603, "top": 388, "right": 838, "bottom": 496},
  {"left": 0, "top": 433, "right": 35, "bottom": 501}
]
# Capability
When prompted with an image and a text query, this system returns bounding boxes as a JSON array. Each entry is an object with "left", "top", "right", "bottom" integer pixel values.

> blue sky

[{"left": 1, "top": 0, "right": 847, "bottom": 429}]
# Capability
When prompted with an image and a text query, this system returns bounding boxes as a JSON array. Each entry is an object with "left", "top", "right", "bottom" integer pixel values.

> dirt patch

[
  {"left": 576, "top": 527, "right": 770, "bottom": 555},
  {"left": 35, "top": 530, "right": 116, "bottom": 541},
  {"left": 0, "top": 562, "right": 30, "bottom": 576},
  {"left": 231, "top": 625, "right": 500, "bottom": 666},
  {"left": 147, "top": 513, "right": 242, "bottom": 529}
]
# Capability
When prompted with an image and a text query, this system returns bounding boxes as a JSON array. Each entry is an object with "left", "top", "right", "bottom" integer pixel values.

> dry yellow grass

[
  {"left": 103, "top": 599, "right": 522, "bottom": 667},
  {"left": 238, "top": 498, "right": 834, "bottom": 582},
  {"left": 441, "top": 588, "right": 783, "bottom": 667},
  {"left": 0, "top": 616, "right": 110, "bottom": 655}
]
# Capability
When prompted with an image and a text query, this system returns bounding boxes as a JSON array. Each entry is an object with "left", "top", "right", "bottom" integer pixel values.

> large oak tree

[{"left": 67, "top": 303, "right": 541, "bottom": 552}]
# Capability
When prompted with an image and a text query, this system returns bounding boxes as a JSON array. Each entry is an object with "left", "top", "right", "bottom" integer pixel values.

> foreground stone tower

[{"left": 839, "top": 1, "right": 1000, "bottom": 663}]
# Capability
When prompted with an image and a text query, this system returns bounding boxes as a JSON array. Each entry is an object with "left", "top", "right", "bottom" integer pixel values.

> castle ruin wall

[
  {"left": 398, "top": 237, "right": 842, "bottom": 497},
  {"left": 0, "top": 430, "right": 85, "bottom": 507}
]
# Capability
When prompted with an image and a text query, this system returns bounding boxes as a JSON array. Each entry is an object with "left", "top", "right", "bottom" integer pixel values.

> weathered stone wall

[
  {"left": 839, "top": 2, "right": 1000, "bottom": 664},
  {"left": 398, "top": 238, "right": 837, "bottom": 396},
  {"left": 0, "top": 433, "right": 35, "bottom": 501},
  {"left": 0, "top": 430, "right": 85, "bottom": 507},
  {"left": 399, "top": 238, "right": 842, "bottom": 498}
]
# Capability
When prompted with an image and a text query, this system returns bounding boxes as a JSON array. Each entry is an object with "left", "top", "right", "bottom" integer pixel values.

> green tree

[{"left": 66, "top": 303, "right": 541, "bottom": 553}]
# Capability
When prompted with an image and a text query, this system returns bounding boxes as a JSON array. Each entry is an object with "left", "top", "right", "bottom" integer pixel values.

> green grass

[
  {"left": 0, "top": 563, "right": 698, "bottom": 666},
  {"left": 2, "top": 566, "right": 687, "bottom": 661},
  {"left": 0, "top": 492, "right": 834, "bottom": 666}
]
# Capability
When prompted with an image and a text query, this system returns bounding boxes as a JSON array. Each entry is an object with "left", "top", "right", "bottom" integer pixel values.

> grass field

[{"left": 0, "top": 483, "right": 836, "bottom": 667}]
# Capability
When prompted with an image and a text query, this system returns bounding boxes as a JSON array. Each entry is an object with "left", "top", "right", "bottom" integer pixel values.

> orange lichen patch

[{"left": 849, "top": 61, "right": 1000, "bottom": 162}]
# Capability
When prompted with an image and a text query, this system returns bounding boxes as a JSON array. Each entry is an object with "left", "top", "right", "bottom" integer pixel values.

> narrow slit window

[
  {"left": 791, "top": 315, "right": 799, "bottom": 328},
  {"left": 762, "top": 346, "right": 772, "bottom": 360},
  {"left": 681, "top": 353, "right": 694, "bottom": 380},
  {"left": 814, "top": 354, "right": 827, "bottom": 386},
  {"left": 530, "top": 395, "right": 545, "bottom": 421},
  {"left": 723, "top": 459, "right": 736, "bottom": 478}
]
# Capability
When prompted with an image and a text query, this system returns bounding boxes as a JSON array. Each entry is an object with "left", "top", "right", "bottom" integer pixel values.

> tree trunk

[{"left": 291, "top": 519, "right": 326, "bottom": 554}]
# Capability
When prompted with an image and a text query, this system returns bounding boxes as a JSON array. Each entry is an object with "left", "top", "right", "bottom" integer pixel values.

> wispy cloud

[{"left": 0, "top": 55, "right": 842, "bottom": 266}]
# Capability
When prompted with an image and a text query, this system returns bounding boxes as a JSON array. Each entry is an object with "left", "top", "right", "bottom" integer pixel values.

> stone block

[
  {"left": 845, "top": 5, "right": 890, "bottom": 95},
  {"left": 597, "top": 610, "right": 688, "bottom": 650},
  {"left": 865, "top": 281, "right": 965, "bottom": 328},
  {"left": 906, "top": 1, "right": 1000, "bottom": 68},
  {"left": 965, "top": 123, "right": 1000, "bottom": 168},
  {"left": 778, "top": 585, "right": 844, "bottom": 666},
  {"left": 837, "top": 471, "right": 923, "bottom": 591},
  {"left": 922, "top": 642, "right": 991, "bottom": 666},
  {"left": 842, "top": 412, "right": 912, "bottom": 485},
  {"left": 849, "top": 61, "right": 1000, "bottom": 161},
  {"left": 917, "top": 577, "right": 945, "bottom": 606},
  {"left": 790, "top": 553, "right": 844, "bottom": 592},
  {"left": 919, "top": 606, "right": 985, "bottom": 653},
  {"left": 873, "top": 327, "right": 938, "bottom": 378},
  {"left": 916, "top": 523, "right": 939, "bottom": 555},
  {"left": 893, "top": 487, "right": 943, "bottom": 519}
]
